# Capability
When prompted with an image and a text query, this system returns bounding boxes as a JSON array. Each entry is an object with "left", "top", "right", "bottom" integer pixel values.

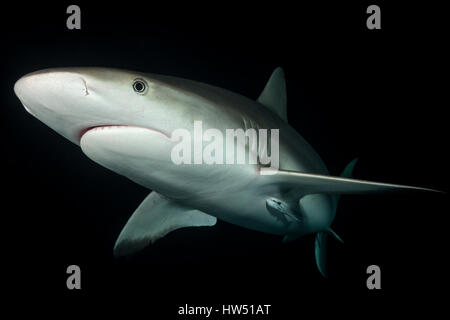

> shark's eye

[{"left": 133, "top": 79, "right": 148, "bottom": 94}]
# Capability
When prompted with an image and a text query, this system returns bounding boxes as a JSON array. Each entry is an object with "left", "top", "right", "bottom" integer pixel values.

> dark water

[{"left": 1, "top": 2, "right": 448, "bottom": 317}]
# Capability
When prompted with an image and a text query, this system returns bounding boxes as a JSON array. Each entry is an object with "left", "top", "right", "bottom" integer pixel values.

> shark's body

[{"left": 14, "top": 67, "right": 437, "bottom": 276}]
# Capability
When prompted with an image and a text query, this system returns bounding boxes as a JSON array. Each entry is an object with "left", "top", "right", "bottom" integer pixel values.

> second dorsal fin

[{"left": 257, "top": 67, "right": 287, "bottom": 122}]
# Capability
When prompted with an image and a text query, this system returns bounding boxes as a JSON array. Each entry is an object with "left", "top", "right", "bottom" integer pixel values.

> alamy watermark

[
  {"left": 170, "top": 121, "right": 279, "bottom": 174},
  {"left": 66, "top": 265, "right": 81, "bottom": 290},
  {"left": 66, "top": 5, "right": 81, "bottom": 30}
]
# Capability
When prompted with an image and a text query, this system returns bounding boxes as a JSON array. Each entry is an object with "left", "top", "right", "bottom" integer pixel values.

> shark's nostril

[{"left": 81, "top": 77, "right": 89, "bottom": 96}]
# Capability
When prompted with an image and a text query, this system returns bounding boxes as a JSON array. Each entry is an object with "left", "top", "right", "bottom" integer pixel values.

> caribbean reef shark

[{"left": 14, "top": 67, "right": 438, "bottom": 276}]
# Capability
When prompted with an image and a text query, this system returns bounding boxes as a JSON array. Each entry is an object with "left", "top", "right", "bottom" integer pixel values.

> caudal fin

[
  {"left": 340, "top": 158, "right": 359, "bottom": 179},
  {"left": 273, "top": 158, "right": 442, "bottom": 277},
  {"left": 314, "top": 231, "right": 329, "bottom": 277},
  {"left": 315, "top": 228, "right": 344, "bottom": 277}
]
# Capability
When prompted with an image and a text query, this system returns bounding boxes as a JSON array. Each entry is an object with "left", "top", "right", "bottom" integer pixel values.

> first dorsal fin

[{"left": 257, "top": 67, "right": 287, "bottom": 122}]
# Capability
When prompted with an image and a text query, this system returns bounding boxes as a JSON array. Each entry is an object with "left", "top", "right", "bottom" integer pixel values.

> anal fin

[{"left": 326, "top": 228, "right": 343, "bottom": 243}]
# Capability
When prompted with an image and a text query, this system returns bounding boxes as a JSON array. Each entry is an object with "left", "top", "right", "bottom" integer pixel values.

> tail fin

[
  {"left": 340, "top": 157, "right": 358, "bottom": 178},
  {"left": 277, "top": 158, "right": 442, "bottom": 277},
  {"left": 336, "top": 158, "right": 358, "bottom": 202},
  {"left": 314, "top": 231, "right": 328, "bottom": 277},
  {"left": 315, "top": 228, "right": 343, "bottom": 277},
  {"left": 315, "top": 158, "right": 356, "bottom": 277}
]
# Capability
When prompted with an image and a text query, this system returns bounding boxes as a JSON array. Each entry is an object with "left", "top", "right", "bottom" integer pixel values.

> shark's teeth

[
  {"left": 80, "top": 125, "right": 171, "bottom": 141},
  {"left": 79, "top": 125, "right": 128, "bottom": 140}
]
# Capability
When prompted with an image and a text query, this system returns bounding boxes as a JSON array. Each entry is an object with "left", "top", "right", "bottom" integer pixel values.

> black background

[{"left": 1, "top": 1, "right": 448, "bottom": 317}]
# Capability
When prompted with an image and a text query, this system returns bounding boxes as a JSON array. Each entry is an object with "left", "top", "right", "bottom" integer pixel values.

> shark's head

[
  {"left": 13, "top": 67, "right": 236, "bottom": 196},
  {"left": 13, "top": 67, "right": 196, "bottom": 145}
]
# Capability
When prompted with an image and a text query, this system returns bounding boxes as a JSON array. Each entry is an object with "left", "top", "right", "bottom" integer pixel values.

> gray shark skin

[{"left": 13, "top": 67, "right": 440, "bottom": 277}]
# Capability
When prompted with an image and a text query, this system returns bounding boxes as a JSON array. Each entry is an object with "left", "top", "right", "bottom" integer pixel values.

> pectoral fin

[
  {"left": 260, "top": 169, "right": 440, "bottom": 195},
  {"left": 114, "top": 192, "right": 217, "bottom": 257}
]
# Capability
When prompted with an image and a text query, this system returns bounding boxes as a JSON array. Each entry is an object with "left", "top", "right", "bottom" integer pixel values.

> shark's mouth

[
  {"left": 79, "top": 125, "right": 171, "bottom": 141},
  {"left": 79, "top": 125, "right": 127, "bottom": 140}
]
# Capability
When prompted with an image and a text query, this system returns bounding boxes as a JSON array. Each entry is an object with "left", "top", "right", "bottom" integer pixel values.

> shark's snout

[
  {"left": 14, "top": 70, "right": 89, "bottom": 111},
  {"left": 14, "top": 69, "right": 97, "bottom": 145}
]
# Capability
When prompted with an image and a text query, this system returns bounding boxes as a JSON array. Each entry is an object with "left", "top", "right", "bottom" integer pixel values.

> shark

[{"left": 13, "top": 67, "right": 439, "bottom": 277}]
